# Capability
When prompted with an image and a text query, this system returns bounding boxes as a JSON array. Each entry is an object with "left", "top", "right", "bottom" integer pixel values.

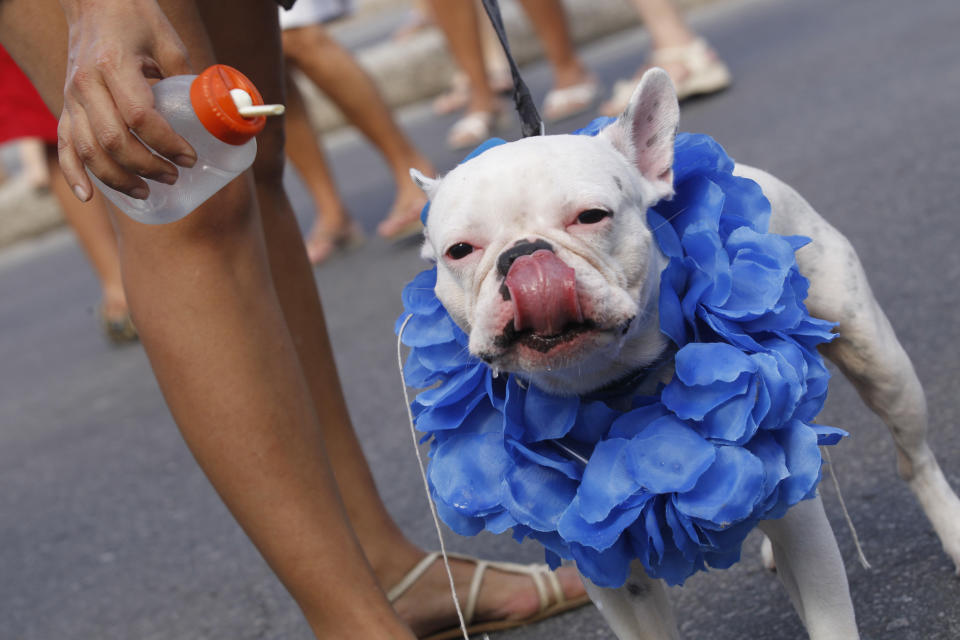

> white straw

[{"left": 237, "top": 104, "right": 285, "bottom": 118}]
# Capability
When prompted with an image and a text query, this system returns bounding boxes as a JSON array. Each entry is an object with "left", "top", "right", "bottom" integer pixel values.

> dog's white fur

[{"left": 413, "top": 69, "right": 960, "bottom": 639}]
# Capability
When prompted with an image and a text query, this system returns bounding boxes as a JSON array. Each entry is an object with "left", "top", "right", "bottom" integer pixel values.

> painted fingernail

[
  {"left": 130, "top": 186, "right": 150, "bottom": 200},
  {"left": 157, "top": 172, "right": 179, "bottom": 185},
  {"left": 73, "top": 184, "right": 91, "bottom": 202},
  {"left": 174, "top": 154, "right": 196, "bottom": 168}
]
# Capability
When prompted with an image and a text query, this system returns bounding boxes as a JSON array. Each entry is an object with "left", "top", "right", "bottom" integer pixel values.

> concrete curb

[
  {"left": 297, "top": 0, "right": 712, "bottom": 132},
  {"left": 0, "top": 180, "right": 62, "bottom": 248}
]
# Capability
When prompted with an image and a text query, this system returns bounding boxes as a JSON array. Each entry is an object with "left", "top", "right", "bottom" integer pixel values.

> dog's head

[{"left": 414, "top": 69, "right": 679, "bottom": 395}]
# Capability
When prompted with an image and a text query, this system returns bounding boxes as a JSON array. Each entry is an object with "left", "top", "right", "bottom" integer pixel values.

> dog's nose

[{"left": 496, "top": 239, "right": 554, "bottom": 278}]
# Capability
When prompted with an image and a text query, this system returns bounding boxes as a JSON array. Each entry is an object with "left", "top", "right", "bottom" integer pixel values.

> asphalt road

[{"left": 2, "top": 0, "right": 959, "bottom": 638}]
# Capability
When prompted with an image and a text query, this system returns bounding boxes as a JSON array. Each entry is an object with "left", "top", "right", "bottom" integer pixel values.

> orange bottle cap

[{"left": 190, "top": 65, "right": 267, "bottom": 145}]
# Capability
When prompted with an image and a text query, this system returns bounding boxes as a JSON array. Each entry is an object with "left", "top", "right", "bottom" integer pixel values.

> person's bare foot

[
  {"left": 100, "top": 286, "right": 129, "bottom": 321},
  {"left": 99, "top": 286, "right": 137, "bottom": 343},
  {"left": 388, "top": 554, "right": 588, "bottom": 638},
  {"left": 304, "top": 217, "right": 365, "bottom": 266}
]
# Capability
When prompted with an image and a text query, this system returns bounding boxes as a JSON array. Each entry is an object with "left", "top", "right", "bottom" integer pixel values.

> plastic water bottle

[{"left": 89, "top": 64, "right": 284, "bottom": 225}]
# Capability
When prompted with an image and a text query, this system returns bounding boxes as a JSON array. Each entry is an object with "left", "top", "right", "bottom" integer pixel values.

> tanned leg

[
  {"left": 516, "top": 0, "right": 591, "bottom": 89},
  {"left": 0, "top": 1, "right": 413, "bottom": 637},
  {"left": 280, "top": 23, "right": 434, "bottom": 238},
  {"left": 281, "top": 70, "right": 354, "bottom": 264},
  {"left": 218, "top": 5, "right": 587, "bottom": 638},
  {"left": 45, "top": 146, "right": 129, "bottom": 323}
]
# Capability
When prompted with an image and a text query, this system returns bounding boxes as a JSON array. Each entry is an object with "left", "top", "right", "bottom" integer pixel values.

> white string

[
  {"left": 822, "top": 446, "right": 872, "bottom": 570},
  {"left": 396, "top": 315, "right": 473, "bottom": 640}
]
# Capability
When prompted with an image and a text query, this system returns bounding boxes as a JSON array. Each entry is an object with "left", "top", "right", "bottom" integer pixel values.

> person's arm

[{"left": 57, "top": 0, "right": 197, "bottom": 201}]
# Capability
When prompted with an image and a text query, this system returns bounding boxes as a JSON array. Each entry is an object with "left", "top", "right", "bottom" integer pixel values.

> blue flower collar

[{"left": 397, "top": 119, "right": 845, "bottom": 588}]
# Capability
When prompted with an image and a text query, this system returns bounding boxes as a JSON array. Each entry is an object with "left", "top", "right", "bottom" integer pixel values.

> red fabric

[{"left": 0, "top": 44, "right": 58, "bottom": 145}]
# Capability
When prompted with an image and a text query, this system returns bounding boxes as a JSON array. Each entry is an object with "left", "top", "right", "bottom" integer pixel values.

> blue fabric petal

[
  {"left": 568, "top": 399, "right": 620, "bottom": 443},
  {"left": 662, "top": 372, "right": 751, "bottom": 421},
  {"left": 647, "top": 209, "right": 683, "bottom": 259},
  {"left": 770, "top": 420, "right": 822, "bottom": 511},
  {"left": 501, "top": 457, "right": 578, "bottom": 532},
  {"left": 745, "top": 431, "right": 790, "bottom": 513},
  {"left": 576, "top": 438, "right": 642, "bottom": 523},
  {"left": 626, "top": 415, "right": 717, "bottom": 494},
  {"left": 523, "top": 383, "right": 579, "bottom": 441},
  {"left": 415, "top": 363, "right": 487, "bottom": 408},
  {"left": 673, "top": 342, "right": 758, "bottom": 386},
  {"left": 700, "top": 380, "right": 760, "bottom": 444},
  {"left": 401, "top": 308, "right": 459, "bottom": 347},
  {"left": 432, "top": 490, "right": 487, "bottom": 536},
  {"left": 507, "top": 439, "right": 583, "bottom": 481},
  {"left": 572, "top": 117, "right": 616, "bottom": 137},
  {"left": 408, "top": 334, "right": 475, "bottom": 372},
  {"left": 558, "top": 495, "right": 647, "bottom": 552},
  {"left": 400, "top": 268, "right": 442, "bottom": 314},
  {"left": 462, "top": 137, "right": 508, "bottom": 163},
  {"left": 812, "top": 424, "right": 848, "bottom": 446},
  {"left": 658, "top": 260, "right": 689, "bottom": 346},
  {"left": 430, "top": 432, "right": 511, "bottom": 515},
  {"left": 607, "top": 401, "right": 669, "bottom": 439},
  {"left": 675, "top": 446, "right": 765, "bottom": 525},
  {"left": 415, "top": 391, "right": 487, "bottom": 433},
  {"left": 570, "top": 538, "right": 633, "bottom": 588}
]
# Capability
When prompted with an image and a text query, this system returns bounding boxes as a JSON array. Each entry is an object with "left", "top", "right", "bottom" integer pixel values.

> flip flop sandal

[
  {"left": 379, "top": 216, "right": 424, "bottom": 243},
  {"left": 433, "top": 73, "right": 472, "bottom": 116},
  {"left": 386, "top": 551, "right": 592, "bottom": 640},
  {"left": 305, "top": 220, "right": 366, "bottom": 266},
  {"left": 433, "top": 72, "right": 513, "bottom": 117},
  {"left": 652, "top": 38, "right": 731, "bottom": 101},
  {"left": 600, "top": 38, "right": 731, "bottom": 116},
  {"left": 446, "top": 110, "right": 500, "bottom": 150},
  {"left": 541, "top": 77, "right": 601, "bottom": 122},
  {"left": 99, "top": 304, "right": 138, "bottom": 344}
]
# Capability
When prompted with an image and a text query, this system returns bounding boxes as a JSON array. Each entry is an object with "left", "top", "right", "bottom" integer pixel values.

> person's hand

[{"left": 59, "top": 0, "right": 198, "bottom": 201}]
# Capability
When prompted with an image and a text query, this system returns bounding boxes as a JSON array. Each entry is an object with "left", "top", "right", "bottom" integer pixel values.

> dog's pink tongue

[{"left": 505, "top": 250, "right": 583, "bottom": 335}]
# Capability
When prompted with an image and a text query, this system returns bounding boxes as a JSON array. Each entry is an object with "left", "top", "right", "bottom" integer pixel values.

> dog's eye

[
  {"left": 446, "top": 242, "right": 475, "bottom": 260},
  {"left": 576, "top": 209, "right": 611, "bottom": 224}
]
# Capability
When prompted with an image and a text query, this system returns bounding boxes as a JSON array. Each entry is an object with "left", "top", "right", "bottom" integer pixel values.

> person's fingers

[
  {"left": 66, "top": 62, "right": 183, "bottom": 186},
  {"left": 56, "top": 110, "right": 93, "bottom": 202},
  {"left": 154, "top": 31, "right": 195, "bottom": 78},
  {"left": 62, "top": 100, "right": 151, "bottom": 199},
  {"left": 101, "top": 46, "right": 198, "bottom": 168}
]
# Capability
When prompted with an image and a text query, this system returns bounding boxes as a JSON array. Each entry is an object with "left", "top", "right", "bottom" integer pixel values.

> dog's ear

[
  {"left": 410, "top": 168, "right": 440, "bottom": 199},
  {"left": 601, "top": 68, "right": 679, "bottom": 201}
]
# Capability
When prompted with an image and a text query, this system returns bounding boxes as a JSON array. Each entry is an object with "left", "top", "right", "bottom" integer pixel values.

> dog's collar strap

[
  {"left": 396, "top": 122, "right": 845, "bottom": 589},
  {"left": 583, "top": 345, "right": 677, "bottom": 403}
]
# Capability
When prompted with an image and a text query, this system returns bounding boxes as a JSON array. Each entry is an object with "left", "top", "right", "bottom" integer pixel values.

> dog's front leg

[
  {"left": 758, "top": 495, "right": 859, "bottom": 639},
  {"left": 580, "top": 560, "right": 680, "bottom": 640}
]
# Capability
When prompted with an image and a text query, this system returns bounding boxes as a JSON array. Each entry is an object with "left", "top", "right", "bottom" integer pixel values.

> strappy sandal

[
  {"left": 305, "top": 220, "right": 366, "bottom": 266},
  {"left": 542, "top": 76, "right": 601, "bottom": 122},
  {"left": 600, "top": 38, "right": 731, "bottom": 116},
  {"left": 387, "top": 551, "right": 592, "bottom": 640},
  {"left": 446, "top": 110, "right": 501, "bottom": 150},
  {"left": 99, "top": 304, "right": 138, "bottom": 344},
  {"left": 433, "top": 71, "right": 513, "bottom": 116}
]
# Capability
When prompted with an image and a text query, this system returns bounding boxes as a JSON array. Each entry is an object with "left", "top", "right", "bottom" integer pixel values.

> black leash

[{"left": 479, "top": 0, "right": 544, "bottom": 138}]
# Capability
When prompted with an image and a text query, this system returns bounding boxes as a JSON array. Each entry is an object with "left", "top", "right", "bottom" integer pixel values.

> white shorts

[{"left": 279, "top": 0, "right": 354, "bottom": 30}]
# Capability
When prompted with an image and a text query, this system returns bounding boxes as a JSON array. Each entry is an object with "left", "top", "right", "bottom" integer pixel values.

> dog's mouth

[{"left": 493, "top": 319, "right": 598, "bottom": 354}]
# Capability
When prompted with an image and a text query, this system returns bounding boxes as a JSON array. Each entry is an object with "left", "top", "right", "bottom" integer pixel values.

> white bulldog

[{"left": 411, "top": 69, "right": 960, "bottom": 639}]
